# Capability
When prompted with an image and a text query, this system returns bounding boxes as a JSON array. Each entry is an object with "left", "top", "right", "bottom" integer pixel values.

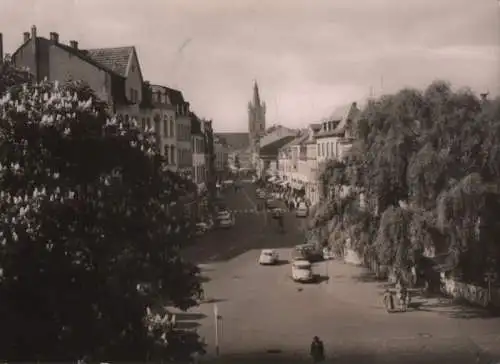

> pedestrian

[{"left": 310, "top": 336, "right": 325, "bottom": 363}]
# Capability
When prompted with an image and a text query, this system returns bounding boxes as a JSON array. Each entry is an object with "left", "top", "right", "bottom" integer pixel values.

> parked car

[
  {"left": 258, "top": 249, "right": 280, "bottom": 265},
  {"left": 323, "top": 246, "right": 335, "bottom": 260},
  {"left": 195, "top": 220, "right": 214, "bottom": 236},
  {"left": 292, "top": 243, "right": 324, "bottom": 262},
  {"left": 217, "top": 210, "right": 235, "bottom": 228},
  {"left": 291, "top": 260, "right": 314, "bottom": 283},
  {"left": 295, "top": 202, "right": 309, "bottom": 218}
]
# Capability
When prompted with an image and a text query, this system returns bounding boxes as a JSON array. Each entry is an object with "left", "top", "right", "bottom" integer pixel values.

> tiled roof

[
  {"left": 287, "top": 132, "right": 309, "bottom": 146},
  {"left": 215, "top": 132, "right": 249, "bottom": 150},
  {"left": 84, "top": 46, "right": 134, "bottom": 77},
  {"left": 260, "top": 135, "right": 296, "bottom": 157},
  {"left": 309, "top": 123, "right": 322, "bottom": 131},
  {"left": 316, "top": 102, "right": 359, "bottom": 139},
  {"left": 150, "top": 84, "right": 186, "bottom": 106},
  {"left": 260, "top": 126, "right": 297, "bottom": 148}
]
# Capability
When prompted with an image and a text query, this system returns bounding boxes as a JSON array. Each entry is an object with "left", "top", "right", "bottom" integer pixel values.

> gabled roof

[
  {"left": 316, "top": 102, "right": 359, "bottom": 139},
  {"left": 84, "top": 46, "right": 134, "bottom": 77},
  {"left": 12, "top": 37, "right": 125, "bottom": 79},
  {"left": 260, "top": 135, "right": 296, "bottom": 157},
  {"left": 309, "top": 123, "right": 322, "bottom": 131},
  {"left": 215, "top": 132, "right": 249, "bottom": 150}
]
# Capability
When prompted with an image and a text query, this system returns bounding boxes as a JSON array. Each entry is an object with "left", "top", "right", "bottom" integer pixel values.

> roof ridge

[{"left": 85, "top": 45, "right": 135, "bottom": 51}]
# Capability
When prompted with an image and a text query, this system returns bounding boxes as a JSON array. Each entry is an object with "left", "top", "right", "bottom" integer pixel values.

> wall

[
  {"left": 192, "top": 135, "right": 205, "bottom": 184},
  {"left": 125, "top": 50, "right": 143, "bottom": 104},
  {"left": 176, "top": 115, "right": 192, "bottom": 171},
  {"left": 49, "top": 45, "right": 113, "bottom": 104},
  {"left": 441, "top": 276, "right": 500, "bottom": 308},
  {"left": 12, "top": 39, "right": 38, "bottom": 80}
]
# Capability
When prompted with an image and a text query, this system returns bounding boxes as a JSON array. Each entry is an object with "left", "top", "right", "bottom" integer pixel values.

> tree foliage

[
  {"left": 0, "top": 71, "right": 203, "bottom": 361},
  {"left": 319, "top": 80, "right": 500, "bottom": 284}
]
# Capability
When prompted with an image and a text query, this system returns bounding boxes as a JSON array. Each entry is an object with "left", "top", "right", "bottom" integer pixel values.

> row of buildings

[
  {"left": 217, "top": 79, "right": 359, "bottom": 206},
  {"left": 0, "top": 26, "right": 230, "bottom": 193}
]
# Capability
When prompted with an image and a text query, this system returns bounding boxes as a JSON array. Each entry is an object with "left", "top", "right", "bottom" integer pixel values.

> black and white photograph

[{"left": 0, "top": 0, "right": 499, "bottom": 363}]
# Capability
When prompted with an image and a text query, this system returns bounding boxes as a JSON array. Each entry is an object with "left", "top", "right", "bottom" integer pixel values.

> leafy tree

[
  {"left": 0, "top": 75, "right": 203, "bottom": 361},
  {"left": 318, "top": 80, "right": 500, "bottom": 285}
]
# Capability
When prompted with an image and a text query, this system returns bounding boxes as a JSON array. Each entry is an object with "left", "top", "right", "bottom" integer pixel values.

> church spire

[{"left": 253, "top": 80, "right": 261, "bottom": 107}]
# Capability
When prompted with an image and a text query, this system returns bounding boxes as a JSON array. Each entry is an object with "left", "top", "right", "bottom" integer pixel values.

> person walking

[{"left": 310, "top": 336, "right": 325, "bottom": 363}]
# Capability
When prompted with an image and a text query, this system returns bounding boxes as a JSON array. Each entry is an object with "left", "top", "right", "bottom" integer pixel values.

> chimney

[
  {"left": 31, "top": 25, "right": 37, "bottom": 40},
  {"left": 0, "top": 33, "right": 3, "bottom": 63},
  {"left": 23, "top": 32, "right": 30, "bottom": 43},
  {"left": 50, "top": 32, "right": 59, "bottom": 44},
  {"left": 69, "top": 40, "right": 78, "bottom": 49}
]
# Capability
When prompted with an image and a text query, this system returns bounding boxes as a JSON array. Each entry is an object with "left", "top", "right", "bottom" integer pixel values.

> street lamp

[{"left": 213, "top": 303, "right": 222, "bottom": 356}]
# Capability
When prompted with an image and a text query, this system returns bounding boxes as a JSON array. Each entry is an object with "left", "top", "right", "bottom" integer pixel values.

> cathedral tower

[{"left": 248, "top": 80, "right": 266, "bottom": 148}]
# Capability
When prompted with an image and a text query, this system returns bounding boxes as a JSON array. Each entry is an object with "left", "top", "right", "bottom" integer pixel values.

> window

[
  {"left": 141, "top": 118, "right": 146, "bottom": 130},
  {"left": 164, "top": 145, "right": 169, "bottom": 162},
  {"left": 171, "top": 145, "right": 175, "bottom": 164},
  {"left": 170, "top": 118, "right": 175, "bottom": 138},
  {"left": 163, "top": 118, "right": 168, "bottom": 138},
  {"left": 146, "top": 117, "right": 151, "bottom": 129}
]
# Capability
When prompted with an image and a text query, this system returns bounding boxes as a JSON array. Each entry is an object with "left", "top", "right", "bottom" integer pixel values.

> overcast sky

[{"left": 1, "top": 0, "right": 499, "bottom": 132}]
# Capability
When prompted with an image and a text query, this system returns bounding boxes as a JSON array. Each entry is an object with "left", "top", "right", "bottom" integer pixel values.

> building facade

[
  {"left": 214, "top": 137, "right": 229, "bottom": 180},
  {"left": 147, "top": 84, "right": 177, "bottom": 169},
  {"left": 191, "top": 113, "right": 206, "bottom": 190}
]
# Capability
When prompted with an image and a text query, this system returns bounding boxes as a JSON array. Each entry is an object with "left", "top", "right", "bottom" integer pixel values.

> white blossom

[
  {"left": 53, "top": 172, "right": 60, "bottom": 179},
  {"left": 12, "top": 231, "right": 18, "bottom": 242}
]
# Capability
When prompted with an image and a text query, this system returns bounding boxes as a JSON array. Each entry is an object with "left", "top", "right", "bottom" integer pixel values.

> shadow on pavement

[
  {"left": 260, "top": 259, "right": 290, "bottom": 266},
  {"left": 351, "top": 269, "right": 384, "bottom": 284},
  {"left": 199, "top": 349, "right": 490, "bottom": 364},
  {"left": 202, "top": 298, "right": 228, "bottom": 304},
  {"left": 175, "top": 312, "right": 207, "bottom": 321},
  {"left": 409, "top": 295, "right": 500, "bottom": 319},
  {"left": 313, "top": 274, "right": 330, "bottom": 284}
]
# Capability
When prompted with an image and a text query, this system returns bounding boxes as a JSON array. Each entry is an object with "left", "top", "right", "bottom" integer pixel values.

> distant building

[
  {"left": 190, "top": 112, "right": 206, "bottom": 190},
  {"left": 215, "top": 81, "right": 267, "bottom": 171},
  {"left": 315, "top": 102, "right": 359, "bottom": 163},
  {"left": 143, "top": 83, "right": 177, "bottom": 170},
  {"left": 214, "top": 136, "right": 229, "bottom": 180}
]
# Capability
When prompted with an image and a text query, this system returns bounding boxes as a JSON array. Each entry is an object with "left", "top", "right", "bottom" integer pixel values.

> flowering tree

[{"left": 0, "top": 74, "right": 203, "bottom": 361}]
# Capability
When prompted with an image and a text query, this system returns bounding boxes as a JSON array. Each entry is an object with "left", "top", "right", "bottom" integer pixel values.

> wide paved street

[{"left": 179, "top": 182, "right": 500, "bottom": 363}]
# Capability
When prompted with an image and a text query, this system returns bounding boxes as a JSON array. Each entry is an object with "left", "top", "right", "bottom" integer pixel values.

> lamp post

[{"left": 214, "top": 303, "right": 222, "bottom": 356}]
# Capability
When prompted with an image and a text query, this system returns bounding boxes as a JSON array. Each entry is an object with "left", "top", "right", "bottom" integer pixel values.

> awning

[{"left": 268, "top": 176, "right": 277, "bottom": 182}]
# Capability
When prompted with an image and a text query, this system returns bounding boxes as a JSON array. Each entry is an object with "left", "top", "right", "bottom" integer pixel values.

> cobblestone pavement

[{"left": 178, "top": 182, "right": 500, "bottom": 363}]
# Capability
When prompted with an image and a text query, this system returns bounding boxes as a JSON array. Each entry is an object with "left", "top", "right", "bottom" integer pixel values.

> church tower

[{"left": 248, "top": 80, "right": 266, "bottom": 147}]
